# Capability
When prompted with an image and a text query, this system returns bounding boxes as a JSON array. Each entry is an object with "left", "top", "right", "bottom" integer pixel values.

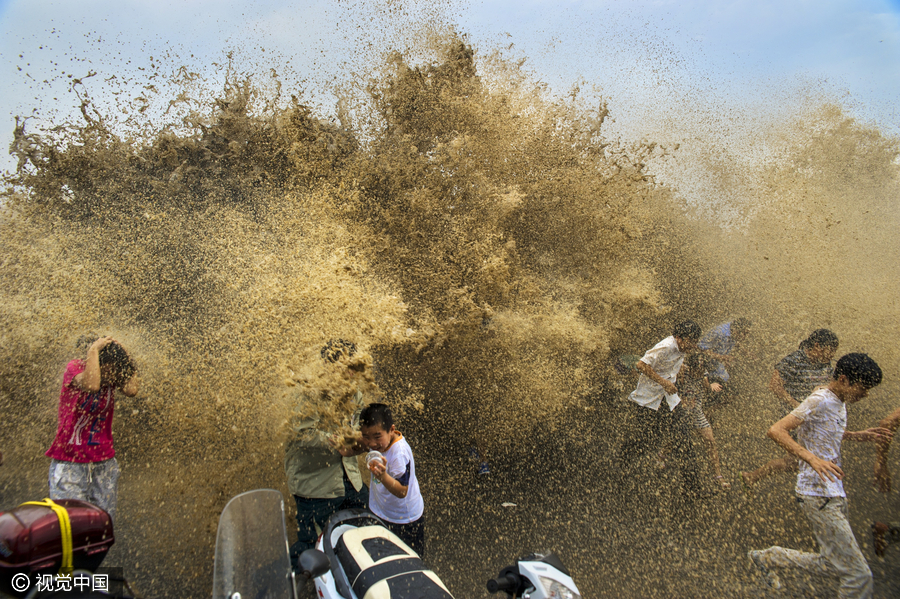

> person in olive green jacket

[{"left": 285, "top": 340, "right": 369, "bottom": 562}]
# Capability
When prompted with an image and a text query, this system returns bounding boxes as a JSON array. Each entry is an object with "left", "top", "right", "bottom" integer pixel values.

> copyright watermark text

[{"left": 5, "top": 569, "right": 124, "bottom": 594}]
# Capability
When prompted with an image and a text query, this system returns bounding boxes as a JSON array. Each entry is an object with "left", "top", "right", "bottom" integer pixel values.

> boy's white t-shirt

[
  {"left": 629, "top": 336, "right": 685, "bottom": 411},
  {"left": 369, "top": 434, "right": 424, "bottom": 524},
  {"left": 791, "top": 387, "right": 847, "bottom": 498}
]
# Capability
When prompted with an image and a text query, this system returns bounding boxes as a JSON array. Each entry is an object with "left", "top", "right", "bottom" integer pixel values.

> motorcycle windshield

[{"left": 212, "top": 489, "right": 294, "bottom": 599}]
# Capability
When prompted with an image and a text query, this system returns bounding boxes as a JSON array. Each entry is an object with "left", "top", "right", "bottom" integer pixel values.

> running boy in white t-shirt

[
  {"left": 360, "top": 403, "right": 426, "bottom": 558},
  {"left": 748, "top": 353, "right": 892, "bottom": 598}
]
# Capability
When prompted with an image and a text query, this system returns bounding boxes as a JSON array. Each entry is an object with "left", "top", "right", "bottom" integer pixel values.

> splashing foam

[{"left": 2, "top": 22, "right": 899, "bottom": 599}]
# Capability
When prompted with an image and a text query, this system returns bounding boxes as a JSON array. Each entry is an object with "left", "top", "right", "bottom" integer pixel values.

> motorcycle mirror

[{"left": 298, "top": 548, "right": 331, "bottom": 580}]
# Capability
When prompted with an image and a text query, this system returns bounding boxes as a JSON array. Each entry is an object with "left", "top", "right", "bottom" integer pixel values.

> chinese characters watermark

[{"left": 9, "top": 571, "right": 111, "bottom": 593}]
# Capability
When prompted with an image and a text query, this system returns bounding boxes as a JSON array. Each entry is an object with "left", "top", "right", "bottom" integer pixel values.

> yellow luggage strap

[{"left": 20, "top": 498, "right": 73, "bottom": 575}]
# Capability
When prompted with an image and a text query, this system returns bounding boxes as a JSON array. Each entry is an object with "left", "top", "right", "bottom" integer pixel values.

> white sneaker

[{"left": 748, "top": 550, "right": 782, "bottom": 590}]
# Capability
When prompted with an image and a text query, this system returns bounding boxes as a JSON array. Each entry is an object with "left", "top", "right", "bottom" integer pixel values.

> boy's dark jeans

[
  {"left": 616, "top": 399, "right": 701, "bottom": 495},
  {"left": 290, "top": 475, "right": 368, "bottom": 562}
]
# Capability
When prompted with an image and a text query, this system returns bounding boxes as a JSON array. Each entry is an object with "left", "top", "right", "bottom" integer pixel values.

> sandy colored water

[{"left": 1, "top": 19, "right": 899, "bottom": 599}]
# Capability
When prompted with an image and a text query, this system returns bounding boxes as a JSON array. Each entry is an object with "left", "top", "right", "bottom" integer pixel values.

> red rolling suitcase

[{"left": 0, "top": 499, "right": 114, "bottom": 595}]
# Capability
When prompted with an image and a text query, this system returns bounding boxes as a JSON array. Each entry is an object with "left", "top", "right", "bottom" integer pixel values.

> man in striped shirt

[{"left": 742, "top": 329, "right": 838, "bottom": 488}]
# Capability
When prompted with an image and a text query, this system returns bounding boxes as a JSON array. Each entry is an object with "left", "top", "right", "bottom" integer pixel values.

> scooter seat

[{"left": 335, "top": 525, "right": 453, "bottom": 599}]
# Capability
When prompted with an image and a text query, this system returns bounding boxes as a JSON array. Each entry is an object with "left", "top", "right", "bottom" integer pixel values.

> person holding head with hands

[
  {"left": 747, "top": 353, "right": 892, "bottom": 598},
  {"left": 360, "top": 402, "right": 425, "bottom": 558},
  {"left": 45, "top": 334, "right": 139, "bottom": 522},
  {"left": 284, "top": 339, "right": 370, "bottom": 566}
]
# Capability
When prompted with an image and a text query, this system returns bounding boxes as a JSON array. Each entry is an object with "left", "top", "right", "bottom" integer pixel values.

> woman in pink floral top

[{"left": 46, "top": 335, "right": 138, "bottom": 521}]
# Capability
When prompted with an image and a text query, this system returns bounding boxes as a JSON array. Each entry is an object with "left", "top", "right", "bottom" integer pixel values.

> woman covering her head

[{"left": 45, "top": 334, "right": 139, "bottom": 522}]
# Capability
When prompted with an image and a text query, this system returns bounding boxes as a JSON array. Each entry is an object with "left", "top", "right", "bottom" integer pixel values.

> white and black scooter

[
  {"left": 212, "top": 489, "right": 581, "bottom": 599},
  {"left": 300, "top": 508, "right": 453, "bottom": 598}
]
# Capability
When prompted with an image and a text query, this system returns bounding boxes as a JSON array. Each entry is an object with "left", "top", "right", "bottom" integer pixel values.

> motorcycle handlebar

[{"left": 486, "top": 572, "right": 519, "bottom": 594}]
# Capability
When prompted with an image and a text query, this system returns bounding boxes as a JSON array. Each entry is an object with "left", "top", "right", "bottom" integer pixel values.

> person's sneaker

[
  {"left": 873, "top": 521, "right": 889, "bottom": 557},
  {"left": 748, "top": 550, "right": 782, "bottom": 590},
  {"left": 468, "top": 447, "right": 481, "bottom": 462},
  {"left": 477, "top": 461, "right": 491, "bottom": 475}
]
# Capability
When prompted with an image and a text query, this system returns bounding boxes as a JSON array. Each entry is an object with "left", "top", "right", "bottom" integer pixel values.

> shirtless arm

[
  {"left": 120, "top": 373, "right": 140, "bottom": 397},
  {"left": 874, "top": 406, "right": 900, "bottom": 493},
  {"left": 73, "top": 336, "right": 114, "bottom": 392}
]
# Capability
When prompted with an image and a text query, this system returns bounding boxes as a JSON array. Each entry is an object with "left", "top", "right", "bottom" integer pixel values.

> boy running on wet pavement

[
  {"left": 615, "top": 321, "right": 703, "bottom": 498},
  {"left": 872, "top": 404, "right": 900, "bottom": 557},
  {"left": 748, "top": 353, "right": 892, "bottom": 598},
  {"left": 742, "top": 328, "right": 839, "bottom": 488}
]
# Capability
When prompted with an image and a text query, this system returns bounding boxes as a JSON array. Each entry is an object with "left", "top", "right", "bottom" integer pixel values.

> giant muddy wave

[{"left": 2, "top": 23, "right": 899, "bottom": 599}]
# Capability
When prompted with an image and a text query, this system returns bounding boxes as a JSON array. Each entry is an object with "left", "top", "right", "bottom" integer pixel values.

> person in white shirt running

[
  {"left": 614, "top": 320, "right": 703, "bottom": 498},
  {"left": 747, "top": 353, "right": 892, "bottom": 599}
]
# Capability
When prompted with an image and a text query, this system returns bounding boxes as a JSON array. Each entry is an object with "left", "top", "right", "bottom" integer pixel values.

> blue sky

[{"left": 1, "top": 0, "right": 899, "bottom": 173}]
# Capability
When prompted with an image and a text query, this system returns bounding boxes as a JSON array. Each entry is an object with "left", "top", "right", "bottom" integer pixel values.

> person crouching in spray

[
  {"left": 748, "top": 353, "right": 892, "bottom": 598},
  {"left": 697, "top": 317, "right": 752, "bottom": 411},
  {"left": 284, "top": 339, "right": 370, "bottom": 568},
  {"left": 45, "top": 335, "right": 139, "bottom": 522}
]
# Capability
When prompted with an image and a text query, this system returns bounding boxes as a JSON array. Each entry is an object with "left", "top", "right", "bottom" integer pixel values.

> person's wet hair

[
  {"left": 800, "top": 328, "right": 839, "bottom": 350},
  {"left": 321, "top": 339, "right": 357, "bottom": 363},
  {"left": 833, "top": 353, "right": 882, "bottom": 388},
  {"left": 673, "top": 320, "right": 702, "bottom": 341},
  {"left": 360, "top": 402, "right": 394, "bottom": 431},
  {"left": 99, "top": 341, "right": 136, "bottom": 385}
]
